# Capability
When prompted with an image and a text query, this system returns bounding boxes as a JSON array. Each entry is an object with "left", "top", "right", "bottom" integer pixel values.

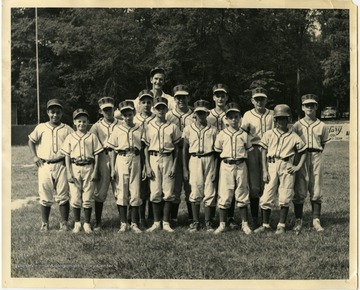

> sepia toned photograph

[{"left": 3, "top": 0, "right": 357, "bottom": 289}]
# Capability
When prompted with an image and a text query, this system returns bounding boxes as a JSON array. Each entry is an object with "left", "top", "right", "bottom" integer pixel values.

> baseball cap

[
  {"left": 252, "top": 87, "right": 267, "bottom": 98},
  {"left": 73, "top": 108, "right": 89, "bottom": 119},
  {"left": 173, "top": 85, "right": 189, "bottom": 97},
  {"left": 98, "top": 97, "right": 114, "bottom": 110},
  {"left": 153, "top": 96, "right": 168, "bottom": 108},
  {"left": 47, "top": 99, "right": 63, "bottom": 109},
  {"left": 301, "top": 94, "right": 319, "bottom": 105},
  {"left": 225, "top": 102, "right": 241, "bottom": 114},
  {"left": 150, "top": 67, "right": 165, "bottom": 77},
  {"left": 118, "top": 100, "right": 135, "bottom": 112},
  {"left": 212, "top": 84, "right": 229, "bottom": 94},
  {"left": 138, "top": 89, "right": 153, "bottom": 100},
  {"left": 193, "top": 100, "right": 210, "bottom": 113}
]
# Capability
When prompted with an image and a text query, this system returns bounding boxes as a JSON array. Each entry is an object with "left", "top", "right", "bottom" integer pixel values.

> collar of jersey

[
  {"left": 251, "top": 108, "right": 270, "bottom": 118},
  {"left": 210, "top": 109, "right": 225, "bottom": 118},
  {"left": 172, "top": 107, "right": 192, "bottom": 118},
  {"left": 299, "top": 118, "right": 320, "bottom": 128},
  {"left": 191, "top": 122, "right": 210, "bottom": 132},
  {"left": 45, "top": 122, "right": 64, "bottom": 130},
  {"left": 273, "top": 128, "right": 292, "bottom": 138},
  {"left": 73, "top": 131, "right": 91, "bottom": 140}
]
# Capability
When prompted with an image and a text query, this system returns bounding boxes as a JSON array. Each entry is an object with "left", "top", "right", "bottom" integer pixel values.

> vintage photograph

[{"left": 4, "top": 0, "right": 357, "bottom": 289}]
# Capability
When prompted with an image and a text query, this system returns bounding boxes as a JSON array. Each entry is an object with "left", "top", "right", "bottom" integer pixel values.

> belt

[
  {"left": 190, "top": 152, "right": 214, "bottom": 158},
  {"left": 307, "top": 148, "right": 322, "bottom": 153},
  {"left": 149, "top": 151, "right": 172, "bottom": 157},
  {"left": 117, "top": 149, "right": 140, "bottom": 156},
  {"left": 41, "top": 158, "right": 65, "bottom": 164},
  {"left": 71, "top": 158, "right": 94, "bottom": 166},
  {"left": 267, "top": 156, "right": 290, "bottom": 163},
  {"left": 223, "top": 158, "right": 246, "bottom": 165}
]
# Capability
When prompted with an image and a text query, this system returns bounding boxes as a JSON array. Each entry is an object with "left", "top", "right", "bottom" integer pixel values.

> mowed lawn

[{"left": 10, "top": 142, "right": 350, "bottom": 279}]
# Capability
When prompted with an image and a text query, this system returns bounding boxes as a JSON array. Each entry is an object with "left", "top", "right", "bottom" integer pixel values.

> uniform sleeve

[
  {"left": 182, "top": 126, "right": 190, "bottom": 144},
  {"left": 60, "top": 135, "right": 71, "bottom": 156},
  {"left": 172, "top": 125, "right": 182, "bottom": 144},
  {"left": 240, "top": 112, "right": 250, "bottom": 133},
  {"left": 294, "top": 133, "right": 307, "bottom": 153},
  {"left": 106, "top": 127, "right": 118, "bottom": 149},
  {"left": 214, "top": 132, "right": 223, "bottom": 152},
  {"left": 258, "top": 131, "right": 269, "bottom": 149},
  {"left": 321, "top": 124, "right": 331, "bottom": 145},
  {"left": 28, "top": 124, "right": 41, "bottom": 143},
  {"left": 93, "top": 135, "right": 104, "bottom": 155}
]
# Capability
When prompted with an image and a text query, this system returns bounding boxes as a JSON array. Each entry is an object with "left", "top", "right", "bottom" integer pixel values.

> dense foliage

[{"left": 11, "top": 8, "right": 350, "bottom": 124}]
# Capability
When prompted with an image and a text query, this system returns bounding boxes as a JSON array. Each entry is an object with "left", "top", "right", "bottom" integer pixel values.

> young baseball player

[
  {"left": 133, "top": 67, "right": 175, "bottom": 111},
  {"left": 292, "top": 94, "right": 330, "bottom": 233},
  {"left": 207, "top": 84, "right": 239, "bottom": 229},
  {"left": 254, "top": 104, "right": 307, "bottom": 235},
  {"left": 89, "top": 97, "right": 121, "bottom": 231},
  {"left": 182, "top": 100, "right": 218, "bottom": 232},
  {"left": 133, "top": 89, "right": 156, "bottom": 227},
  {"left": 166, "top": 84, "right": 195, "bottom": 224},
  {"left": 61, "top": 109, "right": 103, "bottom": 234},
  {"left": 143, "top": 96, "right": 182, "bottom": 232},
  {"left": 28, "top": 99, "right": 73, "bottom": 232},
  {"left": 107, "top": 100, "right": 143, "bottom": 234},
  {"left": 213, "top": 103, "right": 253, "bottom": 235},
  {"left": 241, "top": 87, "right": 274, "bottom": 227}
]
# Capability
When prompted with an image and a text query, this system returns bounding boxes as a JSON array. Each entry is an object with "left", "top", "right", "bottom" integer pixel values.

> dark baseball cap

[
  {"left": 118, "top": 100, "right": 135, "bottom": 112},
  {"left": 150, "top": 67, "right": 165, "bottom": 77},
  {"left": 213, "top": 84, "right": 229, "bottom": 94},
  {"left": 47, "top": 99, "right": 63, "bottom": 109},
  {"left": 138, "top": 89, "right": 154, "bottom": 100},
  {"left": 153, "top": 96, "right": 168, "bottom": 108},
  {"left": 73, "top": 108, "right": 89, "bottom": 119},
  {"left": 225, "top": 102, "right": 241, "bottom": 114}
]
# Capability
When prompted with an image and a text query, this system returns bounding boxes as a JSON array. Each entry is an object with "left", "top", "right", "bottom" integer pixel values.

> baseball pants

[
  {"left": 260, "top": 159, "right": 295, "bottom": 210},
  {"left": 69, "top": 164, "right": 95, "bottom": 208},
  {"left": 188, "top": 155, "right": 216, "bottom": 207},
  {"left": 149, "top": 155, "right": 175, "bottom": 203},
  {"left": 247, "top": 145, "right": 264, "bottom": 198},
  {"left": 38, "top": 162, "right": 69, "bottom": 207},
  {"left": 94, "top": 151, "right": 113, "bottom": 203},
  {"left": 113, "top": 154, "right": 142, "bottom": 206},
  {"left": 293, "top": 151, "right": 323, "bottom": 204},
  {"left": 217, "top": 161, "right": 250, "bottom": 209}
]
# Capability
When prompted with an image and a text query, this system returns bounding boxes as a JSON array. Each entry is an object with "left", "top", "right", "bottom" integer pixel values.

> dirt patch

[{"left": 11, "top": 196, "right": 39, "bottom": 210}]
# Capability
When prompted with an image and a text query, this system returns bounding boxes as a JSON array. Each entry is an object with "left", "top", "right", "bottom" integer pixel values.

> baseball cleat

[
  {"left": 59, "top": 221, "right": 69, "bottom": 232},
  {"left": 93, "top": 222, "right": 102, "bottom": 232},
  {"left": 241, "top": 222, "right": 252, "bottom": 235},
  {"left": 313, "top": 218, "right": 324, "bottom": 232},
  {"left": 40, "top": 222, "right": 49, "bottom": 232},
  {"left": 228, "top": 218, "right": 239, "bottom": 231},
  {"left": 254, "top": 225, "right": 272, "bottom": 234},
  {"left": 83, "top": 223, "right": 93, "bottom": 234},
  {"left": 162, "top": 222, "right": 174, "bottom": 233},
  {"left": 188, "top": 221, "right": 200, "bottom": 233},
  {"left": 131, "top": 223, "right": 142, "bottom": 234},
  {"left": 205, "top": 221, "right": 215, "bottom": 232},
  {"left": 72, "top": 222, "right": 82, "bottom": 234},
  {"left": 214, "top": 223, "right": 226, "bottom": 235},
  {"left": 146, "top": 222, "right": 161, "bottom": 232},
  {"left": 293, "top": 219, "right": 303, "bottom": 235},
  {"left": 139, "top": 219, "right": 147, "bottom": 230},
  {"left": 275, "top": 225, "right": 286, "bottom": 235},
  {"left": 118, "top": 223, "right": 130, "bottom": 233}
]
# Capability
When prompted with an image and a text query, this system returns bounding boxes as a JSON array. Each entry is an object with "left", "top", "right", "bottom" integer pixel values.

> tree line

[{"left": 11, "top": 8, "right": 350, "bottom": 125}]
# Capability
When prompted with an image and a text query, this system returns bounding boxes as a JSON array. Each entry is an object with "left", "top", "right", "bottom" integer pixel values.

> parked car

[
  {"left": 342, "top": 111, "right": 350, "bottom": 119},
  {"left": 321, "top": 106, "right": 339, "bottom": 120}
]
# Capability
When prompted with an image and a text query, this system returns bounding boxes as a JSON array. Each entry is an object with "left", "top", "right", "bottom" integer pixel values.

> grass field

[{"left": 10, "top": 142, "right": 350, "bottom": 279}]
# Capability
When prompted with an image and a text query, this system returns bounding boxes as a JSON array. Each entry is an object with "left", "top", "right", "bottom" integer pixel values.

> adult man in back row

[{"left": 133, "top": 67, "right": 176, "bottom": 112}]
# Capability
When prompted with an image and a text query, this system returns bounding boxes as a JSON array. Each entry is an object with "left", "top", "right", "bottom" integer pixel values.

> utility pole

[{"left": 35, "top": 8, "right": 40, "bottom": 124}]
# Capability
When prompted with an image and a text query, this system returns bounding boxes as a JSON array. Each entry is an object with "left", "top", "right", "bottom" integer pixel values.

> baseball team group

[{"left": 28, "top": 67, "right": 330, "bottom": 236}]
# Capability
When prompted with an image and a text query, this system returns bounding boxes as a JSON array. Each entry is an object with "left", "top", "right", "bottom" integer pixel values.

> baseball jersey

[
  {"left": 214, "top": 128, "right": 253, "bottom": 159},
  {"left": 166, "top": 108, "right": 195, "bottom": 132},
  {"left": 61, "top": 131, "right": 103, "bottom": 160},
  {"left": 292, "top": 118, "right": 330, "bottom": 150},
  {"left": 134, "top": 112, "right": 156, "bottom": 128},
  {"left": 142, "top": 120, "right": 182, "bottom": 153},
  {"left": 28, "top": 122, "right": 74, "bottom": 160},
  {"left": 241, "top": 109, "right": 274, "bottom": 144},
  {"left": 133, "top": 91, "right": 176, "bottom": 111},
  {"left": 89, "top": 118, "right": 121, "bottom": 146},
  {"left": 182, "top": 123, "right": 218, "bottom": 154},
  {"left": 107, "top": 123, "right": 143, "bottom": 151},
  {"left": 207, "top": 109, "right": 242, "bottom": 131},
  {"left": 259, "top": 129, "right": 307, "bottom": 158}
]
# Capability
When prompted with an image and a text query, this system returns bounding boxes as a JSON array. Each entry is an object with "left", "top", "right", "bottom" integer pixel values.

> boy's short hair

[
  {"left": 47, "top": 99, "right": 63, "bottom": 110},
  {"left": 73, "top": 108, "right": 89, "bottom": 119}
]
